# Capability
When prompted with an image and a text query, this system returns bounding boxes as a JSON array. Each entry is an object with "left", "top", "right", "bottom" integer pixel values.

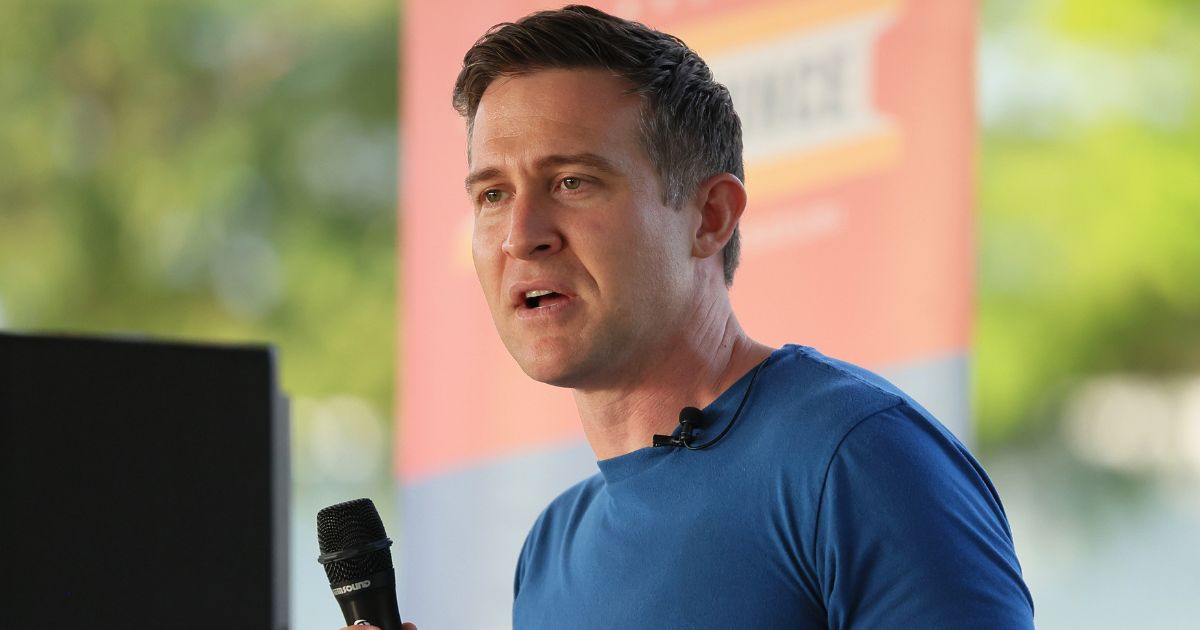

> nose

[{"left": 501, "top": 192, "right": 563, "bottom": 260}]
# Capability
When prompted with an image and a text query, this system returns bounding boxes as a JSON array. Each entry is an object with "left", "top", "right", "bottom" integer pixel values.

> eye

[
  {"left": 483, "top": 189, "right": 504, "bottom": 204},
  {"left": 560, "top": 177, "right": 582, "bottom": 191}
]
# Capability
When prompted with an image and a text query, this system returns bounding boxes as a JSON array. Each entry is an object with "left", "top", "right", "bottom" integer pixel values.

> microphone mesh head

[
  {"left": 679, "top": 406, "right": 706, "bottom": 426},
  {"left": 317, "top": 498, "right": 394, "bottom": 584}
]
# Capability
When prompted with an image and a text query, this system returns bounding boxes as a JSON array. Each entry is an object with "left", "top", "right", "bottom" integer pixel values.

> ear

[{"left": 690, "top": 173, "right": 747, "bottom": 260}]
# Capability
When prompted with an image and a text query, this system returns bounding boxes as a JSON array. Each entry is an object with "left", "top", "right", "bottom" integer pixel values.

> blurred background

[{"left": 1, "top": 0, "right": 1198, "bottom": 628}]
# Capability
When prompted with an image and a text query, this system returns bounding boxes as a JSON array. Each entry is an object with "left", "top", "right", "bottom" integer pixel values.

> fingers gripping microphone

[{"left": 317, "top": 498, "right": 404, "bottom": 629}]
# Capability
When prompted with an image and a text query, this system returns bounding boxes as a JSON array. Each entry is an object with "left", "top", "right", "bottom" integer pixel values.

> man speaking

[{"left": 351, "top": 4, "right": 1033, "bottom": 628}]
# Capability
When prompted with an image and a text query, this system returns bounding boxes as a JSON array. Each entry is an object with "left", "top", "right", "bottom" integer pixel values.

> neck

[{"left": 572, "top": 296, "right": 773, "bottom": 460}]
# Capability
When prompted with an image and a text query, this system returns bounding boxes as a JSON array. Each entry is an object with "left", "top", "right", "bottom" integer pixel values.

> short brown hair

[{"left": 453, "top": 4, "right": 745, "bottom": 285}]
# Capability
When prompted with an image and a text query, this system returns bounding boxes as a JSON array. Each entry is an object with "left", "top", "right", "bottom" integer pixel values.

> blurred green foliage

[
  {"left": 976, "top": 0, "right": 1200, "bottom": 444},
  {"left": 0, "top": 0, "right": 398, "bottom": 413}
]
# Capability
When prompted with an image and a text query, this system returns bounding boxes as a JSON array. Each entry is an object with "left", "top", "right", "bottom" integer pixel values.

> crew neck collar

[{"left": 595, "top": 349, "right": 778, "bottom": 485}]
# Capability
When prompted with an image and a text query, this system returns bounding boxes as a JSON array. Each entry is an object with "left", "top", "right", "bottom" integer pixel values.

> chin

[
  {"left": 503, "top": 328, "right": 617, "bottom": 389},
  {"left": 515, "top": 356, "right": 579, "bottom": 388},
  {"left": 509, "top": 343, "right": 590, "bottom": 389}
]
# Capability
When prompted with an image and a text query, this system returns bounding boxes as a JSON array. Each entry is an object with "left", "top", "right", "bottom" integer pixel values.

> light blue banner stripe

[{"left": 400, "top": 441, "right": 596, "bottom": 628}]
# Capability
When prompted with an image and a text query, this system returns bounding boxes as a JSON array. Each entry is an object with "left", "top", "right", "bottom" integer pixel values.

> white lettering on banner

[{"left": 709, "top": 9, "right": 896, "bottom": 165}]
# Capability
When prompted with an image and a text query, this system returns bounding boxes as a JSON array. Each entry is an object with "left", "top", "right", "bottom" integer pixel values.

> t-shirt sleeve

[{"left": 813, "top": 403, "right": 1034, "bottom": 629}]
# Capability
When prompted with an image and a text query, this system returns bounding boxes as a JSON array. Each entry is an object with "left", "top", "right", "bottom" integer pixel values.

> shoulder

[
  {"left": 760, "top": 345, "right": 908, "bottom": 417},
  {"left": 514, "top": 473, "right": 603, "bottom": 590},
  {"left": 814, "top": 404, "right": 1034, "bottom": 626},
  {"left": 765, "top": 346, "right": 994, "bottom": 506},
  {"left": 820, "top": 402, "right": 1003, "bottom": 519},
  {"left": 744, "top": 345, "right": 952, "bottom": 455},
  {"left": 762, "top": 344, "right": 923, "bottom": 412},
  {"left": 758, "top": 348, "right": 1036, "bottom": 625},
  {"left": 758, "top": 346, "right": 1003, "bottom": 529},
  {"left": 725, "top": 346, "right": 987, "bottom": 527},
  {"left": 522, "top": 473, "right": 602, "bottom": 549},
  {"left": 745, "top": 347, "right": 1014, "bottom": 539}
]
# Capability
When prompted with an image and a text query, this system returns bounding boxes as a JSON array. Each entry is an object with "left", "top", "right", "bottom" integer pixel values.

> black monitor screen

[{"left": 0, "top": 332, "right": 288, "bottom": 628}]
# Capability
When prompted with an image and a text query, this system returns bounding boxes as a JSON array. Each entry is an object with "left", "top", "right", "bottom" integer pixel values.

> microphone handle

[{"left": 332, "top": 568, "right": 404, "bottom": 630}]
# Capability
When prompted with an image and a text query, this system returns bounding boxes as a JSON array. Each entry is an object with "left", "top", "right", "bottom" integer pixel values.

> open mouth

[{"left": 523, "top": 289, "right": 568, "bottom": 309}]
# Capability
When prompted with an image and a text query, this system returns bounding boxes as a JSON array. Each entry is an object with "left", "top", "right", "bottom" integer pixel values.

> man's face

[{"left": 467, "top": 69, "right": 697, "bottom": 389}]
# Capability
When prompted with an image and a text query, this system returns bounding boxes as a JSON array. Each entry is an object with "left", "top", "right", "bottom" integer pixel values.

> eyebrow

[{"left": 463, "top": 152, "right": 622, "bottom": 192}]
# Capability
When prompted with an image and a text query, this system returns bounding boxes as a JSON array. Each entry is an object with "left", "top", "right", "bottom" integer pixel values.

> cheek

[
  {"left": 623, "top": 208, "right": 687, "bottom": 259},
  {"left": 584, "top": 222, "right": 668, "bottom": 301},
  {"left": 626, "top": 211, "right": 694, "bottom": 295},
  {"left": 471, "top": 222, "right": 503, "bottom": 289}
]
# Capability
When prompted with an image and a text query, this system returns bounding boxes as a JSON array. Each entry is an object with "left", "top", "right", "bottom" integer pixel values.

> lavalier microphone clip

[
  {"left": 653, "top": 406, "right": 706, "bottom": 448},
  {"left": 650, "top": 355, "right": 770, "bottom": 451}
]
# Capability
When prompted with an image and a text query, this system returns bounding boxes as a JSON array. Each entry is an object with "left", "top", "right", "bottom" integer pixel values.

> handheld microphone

[{"left": 317, "top": 498, "right": 404, "bottom": 630}]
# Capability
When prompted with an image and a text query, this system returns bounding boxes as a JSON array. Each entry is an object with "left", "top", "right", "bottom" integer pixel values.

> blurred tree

[
  {"left": 977, "top": 0, "right": 1200, "bottom": 444},
  {"left": 0, "top": 0, "right": 398, "bottom": 415}
]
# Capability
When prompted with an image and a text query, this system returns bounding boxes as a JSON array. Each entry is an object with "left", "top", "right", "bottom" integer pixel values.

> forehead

[{"left": 468, "top": 69, "right": 645, "bottom": 166}]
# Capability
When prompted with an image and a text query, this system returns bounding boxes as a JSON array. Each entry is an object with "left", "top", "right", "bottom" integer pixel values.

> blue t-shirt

[{"left": 513, "top": 345, "right": 1033, "bottom": 629}]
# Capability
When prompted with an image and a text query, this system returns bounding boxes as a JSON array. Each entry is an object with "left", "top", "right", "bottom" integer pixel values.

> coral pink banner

[{"left": 398, "top": 0, "right": 975, "bottom": 481}]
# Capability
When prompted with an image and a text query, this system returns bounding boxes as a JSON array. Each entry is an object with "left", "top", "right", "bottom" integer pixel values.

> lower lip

[{"left": 515, "top": 295, "right": 575, "bottom": 321}]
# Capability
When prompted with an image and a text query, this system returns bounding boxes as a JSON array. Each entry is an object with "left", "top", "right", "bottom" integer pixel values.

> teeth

[{"left": 525, "top": 290, "right": 554, "bottom": 298}]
